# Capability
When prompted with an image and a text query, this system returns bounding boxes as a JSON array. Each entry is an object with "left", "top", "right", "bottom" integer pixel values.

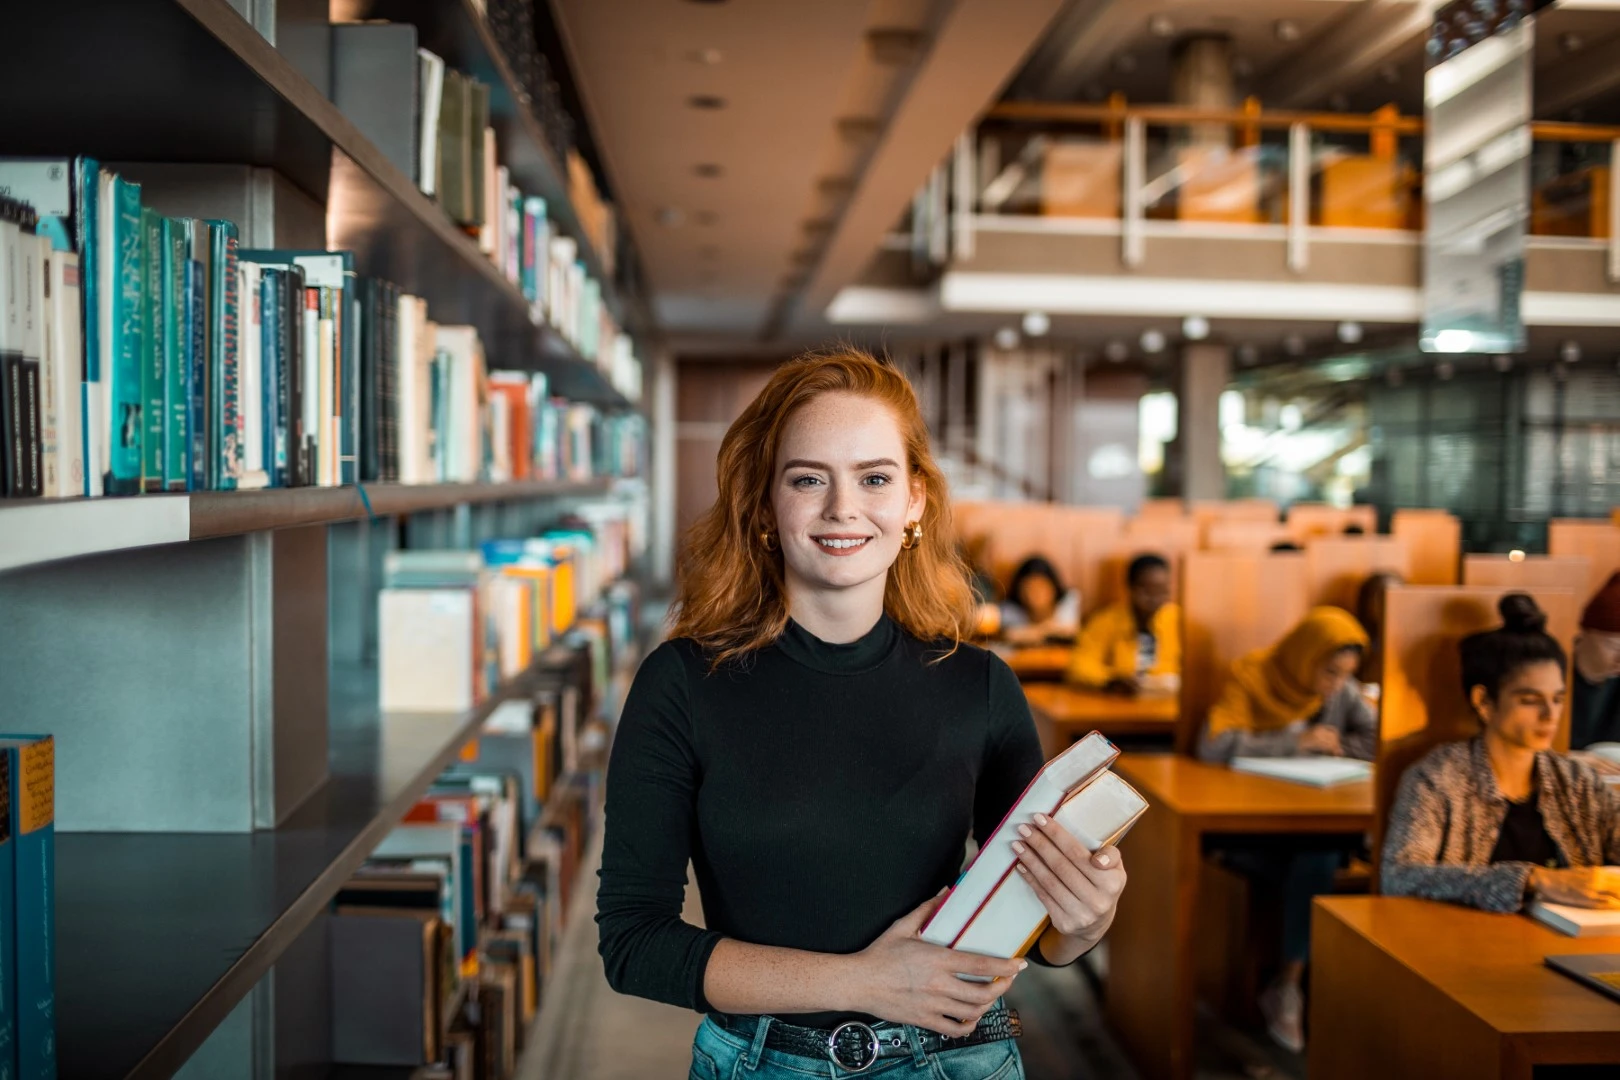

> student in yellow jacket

[{"left": 1067, "top": 554, "right": 1180, "bottom": 694}]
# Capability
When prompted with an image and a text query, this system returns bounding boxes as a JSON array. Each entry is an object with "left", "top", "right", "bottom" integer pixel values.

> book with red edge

[{"left": 921, "top": 731, "right": 1119, "bottom": 949}]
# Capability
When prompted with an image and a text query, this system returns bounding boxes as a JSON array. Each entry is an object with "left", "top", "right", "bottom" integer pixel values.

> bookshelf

[
  {"left": 1, "top": 0, "right": 636, "bottom": 410},
  {"left": 0, "top": 0, "right": 652, "bottom": 1075}
]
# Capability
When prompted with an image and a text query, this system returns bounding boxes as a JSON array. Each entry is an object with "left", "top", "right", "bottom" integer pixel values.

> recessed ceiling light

[
  {"left": 1104, "top": 339, "right": 1130, "bottom": 363},
  {"left": 1148, "top": 14, "right": 1174, "bottom": 38},
  {"left": 688, "top": 94, "right": 726, "bottom": 110},
  {"left": 694, "top": 163, "right": 724, "bottom": 178},
  {"left": 1140, "top": 328, "right": 1166, "bottom": 354},
  {"left": 1561, "top": 340, "right": 1583, "bottom": 364},
  {"left": 1560, "top": 32, "right": 1584, "bottom": 54},
  {"left": 1236, "top": 343, "right": 1259, "bottom": 366},
  {"left": 1275, "top": 18, "right": 1300, "bottom": 43},
  {"left": 994, "top": 327, "right": 1020, "bottom": 351},
  {"left": 1336, "top": 321, "right": 1363, "bottom": 344},
  {"left": 1283, "top": 333, "right": 1306, "bottom": 356},
  {"left": 1022, "top": 311, "right": 1050, "bottom": 337},
  {"left": 1493, "top": 354, "right": 1513, "bottom": 372},
  {"left": 1182, "top": 314, "right": 1210, "bottom": 341}
]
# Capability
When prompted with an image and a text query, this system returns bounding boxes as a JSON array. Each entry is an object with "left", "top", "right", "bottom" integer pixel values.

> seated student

[
  {"left": 1195, "top": 606, "right": 1377, "bottom": 1052},
  {"left": 1355, "top": 571, "right": 1404, "bottom": 691},
  {"left": 999, "top": 555, "right": 1081, "bottom": 645},
  {"left": 1382, "top": 594, "right": 1620, "bottom": 913},
  {"left": 1198, "top": 606, "right": 1377, "bottom": 764},
  {"left": 1067, "top": 553, "right": 1180, "bottom": 695},
  {"left": 1572, "top": 573, "right": 1620, "bottom": 749}
]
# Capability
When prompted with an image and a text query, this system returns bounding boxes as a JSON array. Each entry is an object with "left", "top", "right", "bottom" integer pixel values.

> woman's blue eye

[
  {"left": 863, "top": 474, "right": 892, "bottom": 486},
  {"left": 791, "top": 475, "right": 822, "bottom": 487}
]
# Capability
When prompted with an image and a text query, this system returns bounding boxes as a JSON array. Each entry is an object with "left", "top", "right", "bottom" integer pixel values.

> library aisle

[{"left": 529, "top": 840, "right": 1301, "bottom": 1080}]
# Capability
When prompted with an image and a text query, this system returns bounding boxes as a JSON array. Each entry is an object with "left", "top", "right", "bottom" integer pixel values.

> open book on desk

[{"left": 1230, "top": 757, "right": 1372, "bottom": 788}]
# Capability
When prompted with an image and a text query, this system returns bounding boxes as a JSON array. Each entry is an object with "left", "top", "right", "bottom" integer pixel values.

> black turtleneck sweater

[{"left": 595, "top": 616, "right": 1045, "bottom": 1026}]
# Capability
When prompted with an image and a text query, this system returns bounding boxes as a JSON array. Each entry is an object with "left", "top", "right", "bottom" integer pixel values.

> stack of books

[
  {"left": 335, "top": 625, "right": 617, "bottom": 1077},
  {"left": 0, "top": 734, "right": 55, "bottom": 1080}
]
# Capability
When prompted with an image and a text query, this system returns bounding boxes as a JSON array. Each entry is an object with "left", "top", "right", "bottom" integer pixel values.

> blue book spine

[
  {"left": 0, "top": 738, "right": 54, "bottom": 1080},
  {"left": 339, "top": 284, "right": 358, "bottom": 485},
  {"left": 210, "top": 223, "right": 240, "bottom": 492},
  {"left": 140, "top": 209, "right": 164, "bottom": 492},
  {"left": 162, "top": 222, "right": 186, "bottom": 490},
  {"left": 0, "top": 746, "right": 16, "bottom": 1080},
  {"left": 76, "top": 160, "right": 99, "bottom": 498},
  {"left": 107, "top": 177, "right": 143, "bottom": 494},
  {"left": 458, "top": 829, "right": 477, "bottom": 964},
  {"left": 185, "top": 258, "right": 205, "bottom": 492},
  {"left": 259, "top": 271, "right": 280, "bottom": 488}
]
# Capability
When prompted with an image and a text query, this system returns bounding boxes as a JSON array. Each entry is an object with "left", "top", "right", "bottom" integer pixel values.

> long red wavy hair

[{"left": 670, "top": 348, "right": 975, "bottom": 667}]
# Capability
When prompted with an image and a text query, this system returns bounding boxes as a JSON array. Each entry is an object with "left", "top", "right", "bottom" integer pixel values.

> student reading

[
  {"left": 1066, "top": 553, "right": 1179, "bottom": 694},
  {"left": 998, "top": 556, "right": 1080, "bottom": 645},
  {"left": 1195, "top": 606, "right": 1375, "bottom": 1053},
  {"left": 1383, "top": 594, "right": 1620, "bottom": 913},
  {"left": 596, "top": 350, "right": 1128, "bottom": 1080}
]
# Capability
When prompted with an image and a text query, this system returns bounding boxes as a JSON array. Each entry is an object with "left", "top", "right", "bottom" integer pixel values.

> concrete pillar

[
  {"left": 1171, "top": 34, "right": 1235, "bottom": 147},
  {"left": 1175, "top": 343, "right": 1230, "bottom": 501}
]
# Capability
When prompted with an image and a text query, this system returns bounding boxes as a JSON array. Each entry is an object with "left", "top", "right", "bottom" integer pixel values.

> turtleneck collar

[{"left": 776, "top": 613, "right": 900, "bottom": 675}]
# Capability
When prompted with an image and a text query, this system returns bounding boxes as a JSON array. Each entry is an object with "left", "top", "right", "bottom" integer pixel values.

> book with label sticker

[{"left": 0, "top": 737, "right": 53, "bottom": 1080}]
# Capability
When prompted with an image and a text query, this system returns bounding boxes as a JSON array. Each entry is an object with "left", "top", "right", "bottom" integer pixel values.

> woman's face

[
  {"left": 1018, "top": 575, "right": 1058, "bottom": 622},
  {"left": 1473, "top": 660, "right": 1567, "bottom": 752},
  {"left": 1314, "top": 647, "right": 1361, "bottom": 699},
  {"left": 769, "top": 392, "right": 924, "bottom": 602}
]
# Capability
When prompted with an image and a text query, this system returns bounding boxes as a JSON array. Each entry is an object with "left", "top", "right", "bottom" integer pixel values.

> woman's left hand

[{"left": 1011, "top": 813, "right": 1127, "bottom": 957}]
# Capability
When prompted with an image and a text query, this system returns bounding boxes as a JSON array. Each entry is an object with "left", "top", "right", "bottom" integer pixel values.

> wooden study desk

[
  {"left": 1004, "top": 645, "right": 1071, "bottom": 681},
  {"left": 1310, "top": 896, "right": 1620, "bottom": 1079},
  {"left": 1106, "top": 755, "right": 1374, "bottom": 1080},
  {"left": 1021, "top": 683, "right": 1177, "bottom": 754}
]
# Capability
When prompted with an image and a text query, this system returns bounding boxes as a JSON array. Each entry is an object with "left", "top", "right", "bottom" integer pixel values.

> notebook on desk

[
  {"left": 1229, "top": 757, "right": 1371, "bottom": 788},
  {"left": 1546, "top": 954, "right": 1620, "bottom": 1003},
  {"left": 1529, "top": 902, "right": 1620, "bottom": 938}
]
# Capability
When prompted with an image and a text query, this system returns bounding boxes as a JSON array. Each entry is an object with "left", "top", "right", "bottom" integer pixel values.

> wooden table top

[
  {"left": 1022, "top": 683, "right": 1178, "bottom": 725},
  {"left": 1317, "top": 895, "right": 1620, "bottom": 1037},
  {"left": 1004, "top": 646, "right": 1072, "bottom": 680},
  {"left": 1114, "top": 754, "right": 1375, "bottom": 826}
]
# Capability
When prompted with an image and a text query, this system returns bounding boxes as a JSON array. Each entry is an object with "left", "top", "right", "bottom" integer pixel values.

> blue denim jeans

[{"left": 690, "top": 1010, "right": 1026, "bottom": 1080}]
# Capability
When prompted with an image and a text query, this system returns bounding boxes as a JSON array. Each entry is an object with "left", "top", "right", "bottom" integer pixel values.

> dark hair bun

[{"left": 1499, "top": 593, "right": 1548, "bottom": 634}]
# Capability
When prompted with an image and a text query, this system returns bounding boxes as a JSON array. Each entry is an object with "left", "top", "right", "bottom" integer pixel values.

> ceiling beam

[
  {"left": 794, "top": 0, "right": 1069, "bottom": 331},
  {"left": 1258, "top": 0, "right": 1439, "bottom": 109}
]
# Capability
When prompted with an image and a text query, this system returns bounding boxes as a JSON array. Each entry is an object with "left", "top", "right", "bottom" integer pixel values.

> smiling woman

[{"left": 596, "top": 348, "right": 1130, "bottom": 1080}]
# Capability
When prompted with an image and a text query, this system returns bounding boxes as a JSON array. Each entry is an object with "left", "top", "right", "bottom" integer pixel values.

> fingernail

[
  {"left": 1017, "top": 824, "right": 1032, "bottom": 839},
  {"left": 1095, "top": 854, "right": 1112, "bottom": 868},
  {"left": 1015, "top": 864, "right": 1029, "bottom": 875},
  {"left": 1018, "top": 960, "right": 1029, "bottom": 970},
  {"left": 1011, "top": 841, "right": 1026, "bottom": 854},
  {"left": 1033, "top": 813, "right": 1050, "bottom": 827}
]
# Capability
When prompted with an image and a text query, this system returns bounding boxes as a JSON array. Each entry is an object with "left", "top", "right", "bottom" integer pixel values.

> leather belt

[{"left": 712, "top": 1007, "right": 1020, "bottom": 1073}]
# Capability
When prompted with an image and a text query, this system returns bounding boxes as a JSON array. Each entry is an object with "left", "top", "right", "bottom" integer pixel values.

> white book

[
  {"left": 416, "top": 49, "right": 445, "bottom": 197},
  {"left": 1230, "top": 757, "right": 1372, "bottom": 788},
  {"left": 44, "top": 251, "right": 83, "bottom": 497},
  {"left": 379, "top": 587, "right": 477, "bottom": 713},
  {"left": 922, "top": 732, "right": 1120, "bottom": 948},
  {"left": 479, "top": 130, "right": 499, "bottom": 257},
  {"left": 238, "top": 262, "right": 269, "bottom": 489},
  {"left": 434, "top": 325, "right": 484, "bottom": 483},
  {"left": 952, "top": 771, "right": 1147, "bottom": 960},
  {"left": 93, "top": 168, "right": 115, "bottom": 496},
  {"left": 1529, "top": 901, "right": 1620, "bottom": 938},
  {"left": 36, "top": 237, "right": 59, "bottom": 496}
]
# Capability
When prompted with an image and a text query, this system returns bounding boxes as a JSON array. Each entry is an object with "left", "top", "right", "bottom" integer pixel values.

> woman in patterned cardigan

[{"left": 1382, "top": 594, "right": 1620, "bottom": 913}]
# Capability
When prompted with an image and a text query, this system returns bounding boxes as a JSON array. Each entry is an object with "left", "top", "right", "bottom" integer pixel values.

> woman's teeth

[{"left": 817, "top": 538, "right": 868, "bottom": 549}]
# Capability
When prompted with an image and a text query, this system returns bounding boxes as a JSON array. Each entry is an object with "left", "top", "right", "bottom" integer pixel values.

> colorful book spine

[
  {"left": 140, "top": 208, "right": 164, "bottom": 492},
  {"left": 0, "top": 736, "right": 54, "bottom": 1080},
  {"left": 185, "top": 247, "right": 206, "bottom": 493},
  {"left": 77, "top": 160, "right": 102, "bottom": 498},
  {"left": 339, "top": 280, "right": 359, "bottom": 485},
  {"left": 106, "top": 176, "right": 143, "bottom": 495},
  {"left": 0, "top": 731, "right": 14, "bottom": 1080},
  {"left": 162, "top": 221, "right": 187, "bottom": 490},
  {"left": 260, "top": 269, "right": 283, "bottom": 489},
  {"left": 212, "top": 222, "right": 240, "bottom": 491}
]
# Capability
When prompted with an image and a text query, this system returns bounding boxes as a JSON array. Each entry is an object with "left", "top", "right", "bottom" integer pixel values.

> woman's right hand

[
  {"left": 1529, "top": 867, "right": 1620, "bottom": 909},
  {"left": 846, "top": 892, "right": 1027, "bottom": 1037}
]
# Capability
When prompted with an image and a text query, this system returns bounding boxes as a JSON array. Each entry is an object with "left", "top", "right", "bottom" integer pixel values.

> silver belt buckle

[{"left": 827, "top": 1021, "right": 880, "bottom": 1073}]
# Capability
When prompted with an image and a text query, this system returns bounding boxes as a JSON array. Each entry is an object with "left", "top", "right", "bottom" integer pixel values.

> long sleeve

[
  {"left": 1067, "top": 607, "right": 1124, "bottom": 688},
  {"left": 1335, "top": 683, "right": 1378, "bottom": 762},
  {"left": 596, "top": 643, "right": 723, "bottom": 1010},
  {"left": 1151, "top": 605, "right": 1182, "bottom": 679},
  {"left": 1197, "top": 678, "right": 1301, "bottom": 763},
  {"left": 1380, "top": 764, "right": 1532, "bottom": 913}
]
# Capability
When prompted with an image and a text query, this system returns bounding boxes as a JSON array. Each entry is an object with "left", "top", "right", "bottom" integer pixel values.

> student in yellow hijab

[
  {"left": 1198, "top": 605, "right": 1377, "bottom": 764},
  {"left": 1195, "top": 605, "right": 1377, "bottom": 1054}
]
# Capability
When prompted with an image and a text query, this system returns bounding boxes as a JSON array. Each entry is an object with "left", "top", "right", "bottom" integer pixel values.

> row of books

[
  {"left": 379, "top": 510, "right": 634, "bottom": 715},
  {"left": 0, "top": 158, "right": 647, "bottom": 499},
  {"left": 328, "top": 22, "right": 637, "bottom": 400},
  {"left": 0, "top": 733, "right": 56, "bottom": 1080},
  {"left": 334, "top": 584, "right": 637, "bottom": 1074}
]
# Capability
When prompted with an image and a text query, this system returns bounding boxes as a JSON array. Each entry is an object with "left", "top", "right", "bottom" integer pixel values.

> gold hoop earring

[
  {"left": 901, "top": 521, "right": 923, "bottom": 550},
  {"left": 759, "top": 528, "right": 779, "bottom": 553}
]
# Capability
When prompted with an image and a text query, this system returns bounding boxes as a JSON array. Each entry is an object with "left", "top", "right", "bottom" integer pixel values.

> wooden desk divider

[
  {"left": 958, "top": 500, "right": 1123, "bottom": 592},
  {"left": 1461, "top": 553, "right": 1591, "bottom": 597},
  {"left": 1285, "top": 503, "right": 1378, "bottom": 541},
  {"left": 1391, "top": 509, "right": 1461, "bottom": 585},
  {"left": 1056, "top": 506, "right": 1126, "bottom": 602},
  {"left": 1136, "top": 498, "right": 1187, "bottom": 518},
  {"left": 1371, "top": 584, "right": 1580, "bottom": 886},
  {"left": 1304, "top": 536, "right": 1411, "bottom": 610},
  {"left": 1202, "top": 520, "right": 1296, "bottom": 553},
  {"left": 1178, "top": 551, "right": 1310, "bottom": 755},
  {"left": 1547, "top": 518, "right": 1620, "bottom": 603},
  {"left": 1191, "top": 498, "right": 1279, "bottom": 538}
]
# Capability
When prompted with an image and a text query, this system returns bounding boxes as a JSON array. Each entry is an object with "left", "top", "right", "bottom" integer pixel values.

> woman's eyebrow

[{"left": 780, "top": 457, "right": 900, "bottom": 471}]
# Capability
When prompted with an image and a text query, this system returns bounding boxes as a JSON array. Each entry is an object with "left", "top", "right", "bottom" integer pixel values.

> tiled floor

[{"left": 521, "top": 842, "right": 1306, "bottom": 1080}]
